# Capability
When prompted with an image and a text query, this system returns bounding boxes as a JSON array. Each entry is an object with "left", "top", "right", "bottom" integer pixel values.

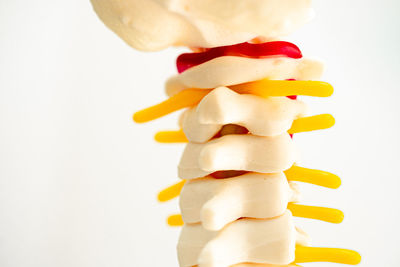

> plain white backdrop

[{"left": 0, "top": 0, "right": 399, "bottom": 266}]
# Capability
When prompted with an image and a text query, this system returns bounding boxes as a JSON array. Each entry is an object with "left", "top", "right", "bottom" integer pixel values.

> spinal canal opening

[{"left": 215, "top": 124, "right": 249, "bottom": 138}]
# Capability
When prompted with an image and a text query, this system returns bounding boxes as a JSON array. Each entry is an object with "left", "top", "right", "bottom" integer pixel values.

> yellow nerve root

[
  {"left": 134, "top": 80, "right": 334, "bottom": 123},
  {"left": 288, "top": 203, "right": 344, "bottom": 224},
  {"left": 295, "top": 246, "right": 361, "bottom": 265},
  {"left": 133, "top": 89, "right": 210, "bottom": 123},
  {"left": 288, "top": 114, "right": 335, "bottom": 134},
  {"left": 155, "top": 114, "right": 335, "bottom": 143},
  {"left": 167, "top": 214, "right": 184, "bottom": 226},
  {"left": 155, "top": 130, "right": 187, "bottom": 143},
  {"left": 230, "top": 79, "right": 334, "bottom": 98},
  {"left": 157, "top": 165, "right": 341, "bottom": 203},
  {"left": 157, "top": 180, "right": 186, "bottom": 202},
  {"left": 285, "top": 165, "right": 341, "bottom": 189}
]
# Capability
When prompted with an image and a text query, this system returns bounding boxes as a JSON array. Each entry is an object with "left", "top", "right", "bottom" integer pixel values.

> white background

[{"left": 0, "top": 0, "right": 399, "bottom": 266}]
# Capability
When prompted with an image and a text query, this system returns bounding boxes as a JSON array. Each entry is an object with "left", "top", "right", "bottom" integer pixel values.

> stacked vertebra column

[{"left": 175, "top": 55, "right": 322, "bottom": 267}]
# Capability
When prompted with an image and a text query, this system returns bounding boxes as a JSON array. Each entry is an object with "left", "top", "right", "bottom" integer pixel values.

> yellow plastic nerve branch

[
  {"left": 154, "top": 114, "right": 335, "bottom": 143},
  {"left": 133, "top": 80, "right": 334, "bottom": 123},
  {"left": 285, "top": 165, "right": 341, "bottom": 189},
  {"left": 288, "top": 114, "right": 335, "bottom": 134},
  {"left": 157, "top": 180, "right": 186, "bottom": 202},
  {"left": 288, "top": 203, "right": 344, "bottom": 224},
  {"left": 230, "top": 79, "right": 334, "bottom": 98},
  {"left": 155, "top": 130, "right": 187, "bottom": 143},
  {"left": 157, "top": 165, "right": 341, "bottom": 202},
  {"left": 167, "top": 214, "right": 184, "bottom": 226},
  {"left": 295, "top": 246, "right": 361, "bottom": 265},
  {"left": 133, "top": 89, "right": 210, "bottom": 123}
]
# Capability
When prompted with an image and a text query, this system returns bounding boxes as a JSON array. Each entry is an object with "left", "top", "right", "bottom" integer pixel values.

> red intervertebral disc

[{"left": 177, "top": 41, "right": 302, "bottom": 73}]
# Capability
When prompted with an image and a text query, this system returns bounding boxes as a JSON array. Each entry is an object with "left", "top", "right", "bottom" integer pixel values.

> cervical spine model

[{"left": 91, "top": 0, "right": 361, "bottom": 266}]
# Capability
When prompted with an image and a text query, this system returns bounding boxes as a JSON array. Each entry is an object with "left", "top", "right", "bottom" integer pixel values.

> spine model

[
  {"left": 90, "top": 0, "right": 361, "bottom": 266},
  {"left": 140, "top": 42, "right": 361, "bottom": 267}
]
